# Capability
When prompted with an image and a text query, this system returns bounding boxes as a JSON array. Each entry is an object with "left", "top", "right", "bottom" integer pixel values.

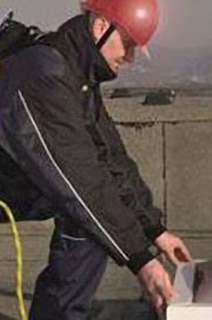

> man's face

[{"left": 93, "top": 17, "right": 136, "bottom": 74}]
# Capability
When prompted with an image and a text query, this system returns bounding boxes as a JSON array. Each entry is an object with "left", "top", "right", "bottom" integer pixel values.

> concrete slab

[
  {"left": 0, "top": 234, "right": 51, "bottom": 262},
  {"left": 0, "top": 220, "right": 54, "bottom": 236},
  {"left": 166, "top": 122, "right": 212, "bottom": 230},
  {"left": 106, "top": 96, "right": 212, "bottom": 124},
  {"left": 0, "top": 261, "right": 44, "bottom": 320},
  {"left": 117, "top": 124, "right": 164, "bottom": 213}
]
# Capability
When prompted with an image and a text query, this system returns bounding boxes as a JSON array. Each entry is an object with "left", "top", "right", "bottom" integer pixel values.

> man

[{"left": 0, "top": 0, "right": 192, "bottom": 319}]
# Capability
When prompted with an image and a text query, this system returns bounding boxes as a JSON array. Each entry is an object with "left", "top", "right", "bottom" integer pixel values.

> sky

[
  {"left": 156, "top": 0, "right": 212, "bottom": 48},
  {"left": 0, "top": 0, "right": 212, "bottom": 49}
]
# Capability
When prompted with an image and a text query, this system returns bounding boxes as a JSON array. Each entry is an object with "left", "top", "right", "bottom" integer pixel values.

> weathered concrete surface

[
  {"left": 0, "top": 261, "right": 44, "bottom": 319},
  {"left": 106, "top": 96, "right": 212, "bottom": 123},
  {"left": 0, "top": 234, "right": 50, "bottom": 261},
  {"left": 0, "top": 220, "right": 54, "bottom": 236},
  {"left": 166, "top": 122, "right": 212, "bottom": 231},
  {"left": 116, "top": 124, "right": 164, "bottom": 214}
]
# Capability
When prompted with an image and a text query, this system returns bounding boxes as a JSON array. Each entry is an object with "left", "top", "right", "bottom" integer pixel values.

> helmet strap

[{"left": 96, "top": 23, "right": 116, "bottom": 50}]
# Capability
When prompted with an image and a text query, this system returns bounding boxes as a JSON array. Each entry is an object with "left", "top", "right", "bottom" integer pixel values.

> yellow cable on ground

[{"left": 0, "top": 200, "right": 27, "bottom": 320}]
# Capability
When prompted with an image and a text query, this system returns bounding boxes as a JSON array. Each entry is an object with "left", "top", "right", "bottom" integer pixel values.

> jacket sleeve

[
  {"left": 1, "top": 50, "right": 160, "bottom": 274},
  {"left": 98, "top": 101, "right": 166, "bottom": 241}
]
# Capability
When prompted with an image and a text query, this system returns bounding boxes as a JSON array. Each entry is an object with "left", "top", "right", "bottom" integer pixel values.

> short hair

[
  {"left": 86, "top": 11, "right": 98, "bottom": 35},
  {"left": 86, "top": 11, "right": 111, "bottom": 36}
]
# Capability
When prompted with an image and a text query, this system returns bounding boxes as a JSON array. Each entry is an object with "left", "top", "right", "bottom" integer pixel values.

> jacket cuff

[
  {"left": 126, "top": 244, "right": 161, "bottom": 275},
  {"left": 145, "top": 224, "right": 167, "bottom": 242}
]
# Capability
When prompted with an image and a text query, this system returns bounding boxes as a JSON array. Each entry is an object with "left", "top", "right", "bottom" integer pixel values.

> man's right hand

[{"left": 137, "top": 258, "right": 174, "bottom": 311}]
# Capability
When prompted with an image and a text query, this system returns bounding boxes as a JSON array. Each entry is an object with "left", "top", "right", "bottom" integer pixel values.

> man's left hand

[{"left": 154, "top": 231, "right": 193, "bottom": 266}]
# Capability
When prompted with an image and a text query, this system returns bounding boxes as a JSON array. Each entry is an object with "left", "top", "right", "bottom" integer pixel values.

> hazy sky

[
  {"left": 157, "top": 0, "right": 212, "bottom": 48},
  {"left": 0, "top": 0, "right": 212, "bottom": 49}
]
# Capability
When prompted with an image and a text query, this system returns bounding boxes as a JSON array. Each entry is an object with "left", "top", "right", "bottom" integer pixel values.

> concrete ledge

[
  {"left": 106, "top": 97, "right": 212, "bottom": 123},
  {"left": 0, "top": 220, "right": 54, "bottom": 236}
]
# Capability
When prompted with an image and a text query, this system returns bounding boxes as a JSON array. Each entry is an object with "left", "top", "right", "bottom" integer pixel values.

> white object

[{"left": 167, "top": 260, "right": 212, "bottom": 320}]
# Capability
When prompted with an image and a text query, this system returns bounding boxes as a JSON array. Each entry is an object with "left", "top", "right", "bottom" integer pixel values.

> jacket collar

[{"left": 47, "top": 15, "right": 117, "bottom": 84}]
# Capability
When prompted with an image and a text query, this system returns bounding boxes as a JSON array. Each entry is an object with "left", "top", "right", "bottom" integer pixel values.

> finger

[
  {"left": 151, "top": 292, "right": 164, "bottom": 312},
  {"left": 165, "top": 274, "right": 175, "bottom": 302},
  {"left": 155, "top": 295, "right": 164, "bottom": 312},
  {"left": 159, "top": 282, "right": 174, "bottom": 304},
  {"left": 156, "top": 273, "right": 174, "bottom": 304}
]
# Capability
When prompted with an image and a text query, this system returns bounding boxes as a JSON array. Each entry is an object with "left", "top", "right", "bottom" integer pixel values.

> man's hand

[
  {"left": 154, "top": 231, "right": 193, "bottom": 266},
  {"left": 137, "top": 258, "right": 174, "bottom": 311}
]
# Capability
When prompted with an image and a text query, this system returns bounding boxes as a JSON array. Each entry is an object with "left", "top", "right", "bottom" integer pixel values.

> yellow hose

[{"left": 0, "top": 200, "right": 27, "bottom": 320}]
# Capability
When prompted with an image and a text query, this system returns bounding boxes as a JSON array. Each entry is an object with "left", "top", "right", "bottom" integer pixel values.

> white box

[{"left": 167, "top": 260, "right": 212, "bottom": 320}]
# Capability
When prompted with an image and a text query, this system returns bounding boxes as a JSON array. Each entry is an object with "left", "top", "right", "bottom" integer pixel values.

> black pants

[{"left": 29, "top": 218, "right": 107, "bottom": 320}]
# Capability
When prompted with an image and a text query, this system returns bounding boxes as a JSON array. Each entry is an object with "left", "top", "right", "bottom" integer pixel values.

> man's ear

[{"left": 92, "top": 17, "right": 110, "bottom": 42}]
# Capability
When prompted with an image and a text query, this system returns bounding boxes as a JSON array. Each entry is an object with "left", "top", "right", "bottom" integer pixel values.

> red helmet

[{"left": 80, "top": 0, "right": 159, "bottom": 47}]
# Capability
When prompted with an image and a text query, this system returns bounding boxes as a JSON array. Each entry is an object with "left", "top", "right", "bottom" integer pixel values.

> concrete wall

[
  {"left": 1, "top": 95, "right": 212, "bottom": 318},
  {"left": 106, "top": 95, "right": 212, "bottom": 263}
]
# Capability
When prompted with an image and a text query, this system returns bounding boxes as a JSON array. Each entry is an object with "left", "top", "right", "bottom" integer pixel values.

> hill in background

[{"left": 103, "top": 45, "right": 212, "bottom": 93}]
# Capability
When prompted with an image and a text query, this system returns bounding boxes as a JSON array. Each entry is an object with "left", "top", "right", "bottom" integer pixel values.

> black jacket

[{"left": 0, "top": 15, "right": 166, "bottom": 274}]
